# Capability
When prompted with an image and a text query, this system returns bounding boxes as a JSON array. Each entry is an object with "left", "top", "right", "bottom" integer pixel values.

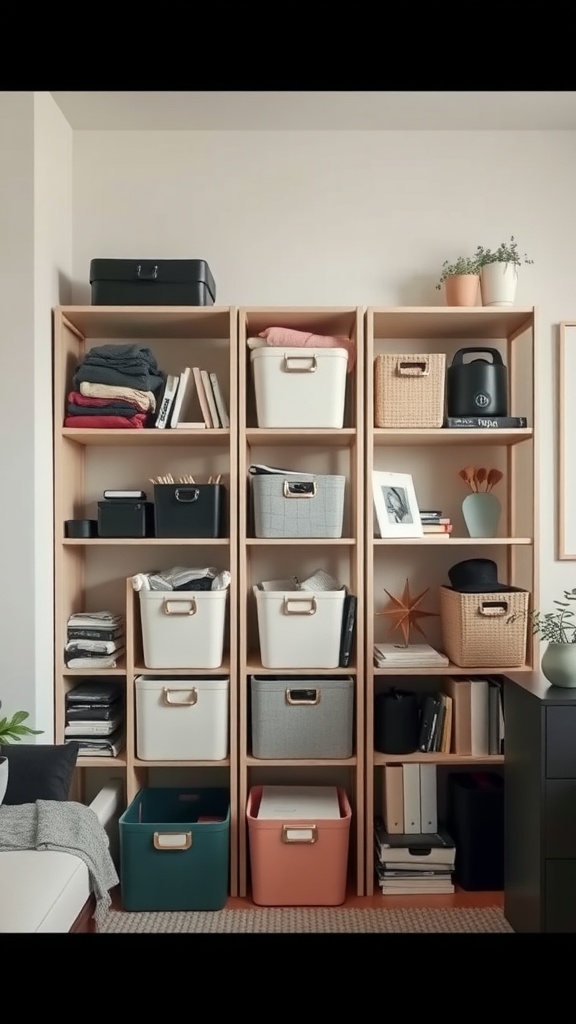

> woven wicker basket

[
  {"left": 374, "top": 353, "right": 446, "bottom": 428},
  {"left": 439, "top": 585, "right": 529, "bottom": 668}
]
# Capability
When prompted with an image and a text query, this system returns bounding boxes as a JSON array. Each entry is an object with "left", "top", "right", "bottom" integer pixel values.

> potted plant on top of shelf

[
  {"left": 509, "top": 588, "right": 576, "bottom": 688},
  {"left": 435, "top": 254, "right": 481, "bottom": 307},
  {"left": 474, "top": 235, "right": 534, "bottom": 308}
]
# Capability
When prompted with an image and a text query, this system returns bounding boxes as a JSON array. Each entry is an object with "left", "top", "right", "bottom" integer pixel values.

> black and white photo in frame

[{"left": 372, "top": 471, "right": 423, "bottom": 539}]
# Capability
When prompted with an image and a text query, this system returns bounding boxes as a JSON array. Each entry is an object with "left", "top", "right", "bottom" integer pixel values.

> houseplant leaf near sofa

[
  {"left": 0, "top": 701, "right": 43, "bottom": 804},
  {"left": 474, "top": 236, "right": 534, "bottom": 308}
]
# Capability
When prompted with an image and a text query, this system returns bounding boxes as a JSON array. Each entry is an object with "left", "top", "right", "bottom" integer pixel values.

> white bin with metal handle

[
  {"left": 139, "top": 590, "right": 228, "bottom": 668},
  {"left": 253, "top": 586, "right": 346, "bottom": 668},
  {"left": 251, "top": 347, "right": 348, "bottom": 427},
  {"left": 135, "top": 676, "right": 229, "bottom": 760}
]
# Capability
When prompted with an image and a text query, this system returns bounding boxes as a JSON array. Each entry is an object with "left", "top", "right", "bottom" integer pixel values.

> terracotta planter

[{"left": 444, "top": 274, "right": 480, "bottom": 307}]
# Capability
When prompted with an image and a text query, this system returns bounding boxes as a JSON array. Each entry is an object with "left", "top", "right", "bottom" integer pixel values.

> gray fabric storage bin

[
  {"left": 250, "top": 676, "right": 354, "bottom": 758},
  {"left": 251, "top": 474, "right": 345, "bottom": 538}
]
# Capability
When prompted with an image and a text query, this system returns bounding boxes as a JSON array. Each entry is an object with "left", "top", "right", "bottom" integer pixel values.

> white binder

[
  {"left": 419, "top": 763, "right": 438, "bottom": 834},
  {"left": 402, "top": 763, "right": 421, "bottom": 834}
]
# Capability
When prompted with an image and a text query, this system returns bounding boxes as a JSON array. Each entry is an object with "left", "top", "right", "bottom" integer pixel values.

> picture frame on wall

[
  {"left": 372, "top": 471, "right": 423, "bottom": 539},
  {"left": 558, "top": 322, "right": 576, "bottom": 558}
]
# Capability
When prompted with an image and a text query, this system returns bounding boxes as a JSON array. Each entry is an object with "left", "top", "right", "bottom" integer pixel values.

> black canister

[
  {"left": 374, "top": 688, "right": 420, "bottom": 754},
  {"left": 447, "top": 347, "right": 508, "bottom": 417}
]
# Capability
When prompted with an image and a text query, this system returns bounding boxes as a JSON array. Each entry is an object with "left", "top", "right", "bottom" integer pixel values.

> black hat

[{"left": 447, "top": 558, "right": 512, "bottom": 593}]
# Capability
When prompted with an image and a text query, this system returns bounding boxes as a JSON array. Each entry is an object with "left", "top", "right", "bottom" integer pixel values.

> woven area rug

[{"left": 100, "top": 906, "right": 513, "bottom": 933}]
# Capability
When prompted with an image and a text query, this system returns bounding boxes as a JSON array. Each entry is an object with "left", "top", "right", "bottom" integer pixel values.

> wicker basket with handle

[
  {"left": 374, "top": 353, "right": 446, "bottom": 428},
  {"left": 439, "top": 585, "right": 529, "bottom": 667}
]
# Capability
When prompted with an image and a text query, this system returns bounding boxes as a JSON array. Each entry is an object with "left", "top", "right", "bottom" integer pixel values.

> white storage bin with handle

[
  {"left": 139, "top": 590, "right": 228, "bottom": 669},
  {"left": 253, "top": 586, "right": 346, "bottom": 669},
  {"left": 251, "top": 347, "right": 349, "bottom": 428},
  {"left": 135, "top": 676, "right": 229, "bottom": 760}
]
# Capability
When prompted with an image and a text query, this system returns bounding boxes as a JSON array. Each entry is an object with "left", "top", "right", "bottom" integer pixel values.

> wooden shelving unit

[
  {"left": 364, "top": 306, "right": 538, "bottom": 896},
  {"left": 237, "top": 307, "right": 366, "bottom": 897},
  {"left": 53, "top": 304, "right": 239, "bottom": 895}
]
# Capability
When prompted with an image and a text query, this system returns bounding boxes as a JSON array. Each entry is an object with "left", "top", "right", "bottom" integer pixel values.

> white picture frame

[{"left": 372, "top": 471, "right": 423, "bottom": 538}]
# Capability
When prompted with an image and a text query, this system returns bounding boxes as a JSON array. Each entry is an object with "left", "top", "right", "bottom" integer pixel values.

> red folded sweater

[{"left": 64, "top": 414, "right": 147, "bottom": 429}]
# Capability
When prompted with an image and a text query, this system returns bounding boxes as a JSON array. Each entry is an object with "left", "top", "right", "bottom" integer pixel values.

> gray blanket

[{"left": 0, "top": 799, "right": 119, "bottom": 928}]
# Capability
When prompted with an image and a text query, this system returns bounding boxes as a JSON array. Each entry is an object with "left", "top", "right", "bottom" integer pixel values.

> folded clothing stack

[
  {"left": 65, "top": 344, "right": 166, "bottom": 428},
  {"left": 65, "top": 610, "right": 125, "bottom": 669},
  {"left": 64, "top": 681, "right": 125, "bottom": 758}
]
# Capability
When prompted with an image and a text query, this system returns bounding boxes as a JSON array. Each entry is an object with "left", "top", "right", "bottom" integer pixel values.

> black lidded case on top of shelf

[
  {"left": 89, "top": 259, "right": 216, "bottom": 306},
  {"left": 97, "top": 500, "right": 155, "bottom": 538},
  {"left": 154, "top": 484, "right": 227, "bottom": 538}
]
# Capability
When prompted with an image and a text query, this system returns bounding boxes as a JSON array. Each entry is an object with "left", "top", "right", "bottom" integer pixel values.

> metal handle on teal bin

[{"left": 153, "top": 831, "right": 192, "bottom": 850}]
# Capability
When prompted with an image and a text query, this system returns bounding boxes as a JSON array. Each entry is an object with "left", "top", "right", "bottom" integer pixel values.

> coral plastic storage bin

[
  {"left": 247, "top": 785, "right": 351, "bottom": 906},
  {"left": 119, "top": 787, "right": 230, "bottom": 911},
  {"left": 251, "top": 347, "right": 348, "bottom": 428},
  {"left": 139, "top": 589, "right": 227, "bottom": 669}
]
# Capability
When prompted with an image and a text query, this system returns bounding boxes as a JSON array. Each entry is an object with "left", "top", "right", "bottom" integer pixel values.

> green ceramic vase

[
  {"left": 462, "top": 492, "right": 501, "bottom": 538},
  {"left": 541, "top": 642, "right": 576, "bottom": 688}
]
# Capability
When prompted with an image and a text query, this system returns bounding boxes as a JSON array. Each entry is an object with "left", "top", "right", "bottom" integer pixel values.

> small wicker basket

[
  {"left": 439, "top": 585, "right": 529, "bottom": 668},
  {"left": 374, "top": 353, "right": 446, "bottom": 428}
]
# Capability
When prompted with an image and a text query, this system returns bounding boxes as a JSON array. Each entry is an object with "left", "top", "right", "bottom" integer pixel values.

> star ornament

[{"left": 376, "top": 578, "right": 438, "bottom": 646}]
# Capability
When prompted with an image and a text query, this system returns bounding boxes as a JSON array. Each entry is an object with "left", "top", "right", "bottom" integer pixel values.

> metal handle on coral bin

[
  {"left": 162, "top": 687, "right": 198, "bottom": 707},
  {"left": 479, "top": 601, "right": 509, "bottom": 616},
  {"left": 163, "top": 598, "right": 197, "bottom": 616},
  {"left": 283, "top": 596, "right": 317, "bottom": 616},
  {"left": 282, "top": 825, "right": 318, "bottom": 844},
  {"left": 397, "top": 360, "right": 429, "bottom": 376},
  {"left": 153, "top": 831, "right": 192, "bottom": 851},
  {"left": 283, "top": 354, "right": 318, "bottom": 373}
]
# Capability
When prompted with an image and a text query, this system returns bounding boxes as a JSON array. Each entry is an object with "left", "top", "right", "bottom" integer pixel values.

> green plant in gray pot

[{"left": 509, "top": 588, "right": 576, "bottom": 688}]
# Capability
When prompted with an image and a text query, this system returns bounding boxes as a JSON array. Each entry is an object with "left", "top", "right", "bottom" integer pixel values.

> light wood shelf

[
  {"left": 53, "top": 304, "right": 240, "bottom": 897},
  {"left": 364, "top": 305, "right": 538, "bottom": 896}
]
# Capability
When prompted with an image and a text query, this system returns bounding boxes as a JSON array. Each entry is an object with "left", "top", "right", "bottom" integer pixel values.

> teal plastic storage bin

[{"left": 119, "top": 787, "right": 230, "bottom": 911}]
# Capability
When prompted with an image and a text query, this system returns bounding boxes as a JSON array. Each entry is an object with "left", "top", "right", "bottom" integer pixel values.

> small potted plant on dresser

[
  {"left": 474, "top": 235, "right": 534, "bottom": 308},
  {"left": 0, "top": 701, "right": 43, "bottom": 803},
  {"left": 509, "top": 588, "right": 576, "bottom": 688},
  {"left": 435, "top": 254, "right": 481, "bottom": 306}
]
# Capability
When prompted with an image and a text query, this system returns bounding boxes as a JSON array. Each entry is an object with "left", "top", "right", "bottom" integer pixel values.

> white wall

[
  {"left": 0, "top": 92, "right": 72, "bottom": 734},
  {"left": 71, "top": 128, "right": 576, "bottom": 619}
]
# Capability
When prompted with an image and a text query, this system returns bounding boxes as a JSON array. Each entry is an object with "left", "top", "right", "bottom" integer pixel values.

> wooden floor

[{"left": 112, "top": 885, "right": 503, "bottom": 912}]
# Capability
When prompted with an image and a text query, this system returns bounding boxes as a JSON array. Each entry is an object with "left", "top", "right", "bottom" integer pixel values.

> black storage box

[
  {"left": 447, "top": 771, "right": 504, "bottom": 890},
  {"left": 89, "top": 259, "right": 216, "bottom": 306},
  {"left": 154, "top": 484, "right": 226, "bottom": 538},
  {"left": 97, "top": 500, "right": 155, "bottom": 538},
  {"left": 374, "top": 689, "right": 420, "bottom": 754}
]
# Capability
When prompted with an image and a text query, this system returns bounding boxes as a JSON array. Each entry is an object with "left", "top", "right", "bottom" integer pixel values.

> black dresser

[{"left": 504, "top": 671, "right": 576, "bottom": 932}]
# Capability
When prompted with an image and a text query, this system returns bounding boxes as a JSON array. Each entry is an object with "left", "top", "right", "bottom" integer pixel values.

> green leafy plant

[
  {"left": 0, "top": 700, "right": 43, "bottom": 743},
  {"left": 436, "top": 254, "right": 481, "bottom": 290},
  {"left": 509, "top": 588, "right": 576, "bottom": 644},
  {"left": 474, "top": 235, "right": 534, "bottom": 269}
]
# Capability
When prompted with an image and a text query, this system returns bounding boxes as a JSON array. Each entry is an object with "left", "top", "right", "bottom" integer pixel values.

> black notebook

[{"left": 339, "top": 593, "right": 357, "bottom": 668}]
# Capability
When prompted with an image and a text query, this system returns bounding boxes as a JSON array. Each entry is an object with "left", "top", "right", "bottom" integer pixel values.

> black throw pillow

[{"left": 0, "top": 743, "right": 79, "bottom": 805}]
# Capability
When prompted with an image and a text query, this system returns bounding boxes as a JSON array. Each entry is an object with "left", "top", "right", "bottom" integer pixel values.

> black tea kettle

[{"left": 447, "top": 347, "right": 508, "bottom": 417}]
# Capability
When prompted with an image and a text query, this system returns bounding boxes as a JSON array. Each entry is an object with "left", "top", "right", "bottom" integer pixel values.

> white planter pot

[{"left": 480, "top": 262, "right": 518, "bottom": 307}]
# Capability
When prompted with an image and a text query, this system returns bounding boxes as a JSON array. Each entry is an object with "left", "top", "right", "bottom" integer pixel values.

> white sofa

[{"left": 0, "top": 779, "right": 123, "bottom": 933}]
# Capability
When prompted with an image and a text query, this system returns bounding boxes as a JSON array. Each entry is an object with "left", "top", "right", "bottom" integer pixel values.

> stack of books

[
  {"left": 64, "top": 680, "right": 125, "bottom": 758},
  {"left": 373, "top": 643, "right": 449, "bottom": 669},
  {"left": 420, "top": 509, "right": 452, "bottom": 538},
  {"left": 374, "top": 816, "right": 456, "bottom": 895},
  {"left": 155, "top": 365, "right": 229, "bottom": 429}
]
